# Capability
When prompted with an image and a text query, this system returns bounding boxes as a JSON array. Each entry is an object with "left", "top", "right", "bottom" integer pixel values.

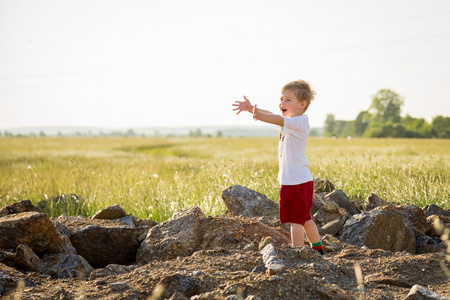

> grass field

[{"left": 0, "top": 137, "right": 448, "bottom": 222}]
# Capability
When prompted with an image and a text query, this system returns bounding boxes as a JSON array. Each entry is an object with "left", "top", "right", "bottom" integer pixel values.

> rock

[
  {"left": 0, "top": 272, "right": 12, "bottom": 295},
  {"left": 109, "top": 281, "right": 128, "bottom": 292},
  {"left": 325, "top": 190, "right": 359, "bottom": 216},
  {"left": 312, "top": 198, "right": 346, "bottom": 227},
  {"left": 339, "top": 210, "right": 416, "bottom": 254},
  {"left": 221, "top": 185, "right": 278, "bottom": 220},
  {"left": 313, "top": 178, "right": 335, "bottom": 194},
  {"left": 319, "top": 219, "right": 344, "bottom": 236},
  {"left": 423, "top": 204, "right": 450, "bottom": 218},
  {"left": 0, "top": 200, "right": 41, "bottom": 217},
  {"left": 92, "top": 204, "right": 127, "bottom": 220},
  {"left": 169, "top": 292, "right": 190, "bottom": 300},
  {"left": 89, "top": 264, "right": 139, "bottom": 280},
  {"left": 157, "top": 274, "right": 200, "bottom": 298},
  {"left": 404, "top": 284, "right": 449, "bottom": 300},
  {"left": 260, "top": 243, "right": 286, "bottom": 274},
  {"left": 14, "top": 244, "right": 46, "bottom": 273},
  {"left": 364, "top": 193, "right": 388, "bottom": 211},
  {"left": 137, "top": 207, "right": 205, "bottom": 264},
  {"left": 199, "top": 215, "right": 289, "bottom": 250},
  {"left": 386, "top": 204, "right": 429, "bottom": 236},
  {"left": 0, "top": 212, "right": 76, "bottom": 256},
  {"left": 41, "top": 254, "right": 94, "bottom": 280},
  {"left": 415, "top": 235, "right": 445, "bottom": 254},
  {"left": 61, "top": 217, "right": 138, "bottom": 268},
  {"left": 426, "top": 215, "right": 450, "bottom": 236}
]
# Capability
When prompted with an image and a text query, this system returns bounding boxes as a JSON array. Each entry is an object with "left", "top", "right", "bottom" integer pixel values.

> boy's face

[{"left": 279, "top": 90, "right": 307, "bottom": 117}]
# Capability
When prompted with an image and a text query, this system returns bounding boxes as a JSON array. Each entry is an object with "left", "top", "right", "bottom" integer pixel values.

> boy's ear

[{"left": 300, "top": 100, "right": 307, "bottom": 109}]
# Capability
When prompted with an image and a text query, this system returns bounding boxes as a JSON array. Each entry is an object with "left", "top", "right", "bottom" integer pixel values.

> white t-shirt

[{"left": 277, "top": 115, "right": 313, "bottom": 185}]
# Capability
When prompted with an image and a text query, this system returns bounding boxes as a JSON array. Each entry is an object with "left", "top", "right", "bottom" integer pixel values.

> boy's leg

[
  {"left": 304, "top": 219, "right": 325, "bottom": 256},
  {"left": 303, "top": 219, "right": 320, "bottom": 244},
  {"left": 290, "top": 223, "right": 305, "bottom": 247}
]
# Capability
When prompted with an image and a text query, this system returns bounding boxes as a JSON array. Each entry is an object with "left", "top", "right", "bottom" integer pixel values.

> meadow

[{"left": 0, "top": 137, "right": 448, "bottom": 222}]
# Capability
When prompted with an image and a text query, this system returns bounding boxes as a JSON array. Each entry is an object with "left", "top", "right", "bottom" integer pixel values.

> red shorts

[{"left": 279, "top": 181, "right": 314, "bottom": 225}]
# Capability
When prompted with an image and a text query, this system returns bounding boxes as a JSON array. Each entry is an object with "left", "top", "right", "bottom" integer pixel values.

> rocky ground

[
  {"left": 1, "top": 233, "right": 448, "bottom": 300},
  {"left": 1, "top": 181, "right": 449, "bottom": 299}
]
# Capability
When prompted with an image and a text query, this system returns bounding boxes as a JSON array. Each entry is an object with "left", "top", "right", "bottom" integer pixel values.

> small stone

[{"left": 109, "top": 281, "right": 128, "bottom": 291}]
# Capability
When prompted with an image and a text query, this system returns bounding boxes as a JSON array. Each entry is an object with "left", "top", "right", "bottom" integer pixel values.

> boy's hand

[{"left": 232, "top": 96, "right": 253, "bottom": 114}]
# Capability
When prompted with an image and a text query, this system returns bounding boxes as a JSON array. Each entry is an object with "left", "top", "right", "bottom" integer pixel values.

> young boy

[{"left": 232, "top": 80, "right": 324, "bottom": 257}]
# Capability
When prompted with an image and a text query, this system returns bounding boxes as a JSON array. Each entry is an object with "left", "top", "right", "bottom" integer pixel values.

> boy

[{"left": 232, "top": 80, "right": 324, "bottom": 257}]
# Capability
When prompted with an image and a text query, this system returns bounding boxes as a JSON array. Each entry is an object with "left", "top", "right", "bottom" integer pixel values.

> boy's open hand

[{"left": 232, "top": 96, "right": 253, "bottom": 115}]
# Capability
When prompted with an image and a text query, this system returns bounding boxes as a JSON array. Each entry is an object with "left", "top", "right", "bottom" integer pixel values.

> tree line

[{"left": 324, "top": 89, "right": 450, "bottom": 138}]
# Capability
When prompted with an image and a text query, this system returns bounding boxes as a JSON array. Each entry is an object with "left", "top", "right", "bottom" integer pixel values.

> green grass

[{"left": 0, "top": 137, "right": 448, "bottom": 222}]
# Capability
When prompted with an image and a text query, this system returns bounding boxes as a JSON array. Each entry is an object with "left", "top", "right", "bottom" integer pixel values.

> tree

[
  {"left": 324, "top": 114, "right": 336, "bottom": 136},
  {"left": 354, "top": 111, "right": 371, "bottom": 136},
  {"left": 370, "top": 89, "right": 404, "bottom": 123},
  {"left": 432, "top": 116, "right": 450, "bottom": 138}
]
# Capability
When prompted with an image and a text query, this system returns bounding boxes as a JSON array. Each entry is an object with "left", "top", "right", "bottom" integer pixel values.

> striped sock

[{"left": 311, "top": 241, "right": 325, "bottom": 256}]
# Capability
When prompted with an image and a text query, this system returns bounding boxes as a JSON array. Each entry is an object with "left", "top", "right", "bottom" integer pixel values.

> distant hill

[{"left": 0, "top": 125, "right": 324, "bottom": 137}]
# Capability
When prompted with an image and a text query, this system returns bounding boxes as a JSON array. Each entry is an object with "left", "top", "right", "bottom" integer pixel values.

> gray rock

[
  {"left": 403, "top": 284, "right": 449, "bottom": 300},
  {"left": 221, "top": 185, "right": 278, "bottom": 219},
  {"left": 109, "top": 281, "right": 128, "bottom": 292},
  {"left": 260, "top": 243, "right": 286, "bottom": 274},
  {"left": 137, "top": 207, "right": 205, "bottom": 264},
  {"left": 319, "top": 219, "right": 344, "bottom": 236},
  {"left": 325, "top": 190, "right": 359, "bottom": 216},
  {"left": 42, "top": 254, "right": 94, "bottom": 280},
  {"left": 339, "top": 210, "right": 416, "bottom": 254}
]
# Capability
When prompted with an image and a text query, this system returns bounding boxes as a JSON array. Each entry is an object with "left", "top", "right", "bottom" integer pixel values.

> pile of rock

[{"left": 0, "top": 179, "right": 449, "bottom": 299}]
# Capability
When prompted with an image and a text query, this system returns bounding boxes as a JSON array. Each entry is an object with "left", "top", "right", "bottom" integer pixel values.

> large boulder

[
  {"left": 58, "top": 215, "right": 138, "bottom": 268},
  {"left": 199, "top": 215, "right": 290, "bottom": 250},
  {"left": 137, "top": 207, "right": 206, "bottom": 265},
  {"left": 221, "top": 185, "right": 279, "bottom": 222},
  {"left": 0, "top": 212, "right": 76, "bottom": 256},
  {"left": 385, "top": 204, "right": 429, "bottom": 236},
  {"left": 339, "top": 210, "right": 416, "bottom": 254}
]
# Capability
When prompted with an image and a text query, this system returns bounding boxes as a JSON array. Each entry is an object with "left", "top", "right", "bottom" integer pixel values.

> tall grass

[{"left": 0, "top": 137, "right": 448, "bottom": 222}]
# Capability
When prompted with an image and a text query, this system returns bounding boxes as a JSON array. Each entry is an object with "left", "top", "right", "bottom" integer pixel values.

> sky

[{"left": 1, "top": 0, "right": 450, "bottom": 130}]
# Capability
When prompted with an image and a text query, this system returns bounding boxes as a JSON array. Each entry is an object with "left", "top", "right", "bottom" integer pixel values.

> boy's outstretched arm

[
  {"left": 253, "top": 105, "right": 284, "bottom": 126},
  {"left": 232, "top": 96, "right": 273, "bottom": 115}
]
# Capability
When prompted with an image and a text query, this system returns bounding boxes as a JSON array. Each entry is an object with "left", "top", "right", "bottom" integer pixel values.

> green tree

[
  {"left": 324, "top": 114, "right": 336, "bottom": 137},
  {"left": 354, "top": 111, "right": 371, "bottom": 136},
  {"left": 432, "top": 116, "right": 450, "bottom": 138},
  {"left": 370, "top": 89, "right": 404, "bottom": 123}
]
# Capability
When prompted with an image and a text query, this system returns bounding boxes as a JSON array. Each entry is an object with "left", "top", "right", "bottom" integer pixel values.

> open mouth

[{"left": 281, "top": 109, "right": 287, "bottom": 112}]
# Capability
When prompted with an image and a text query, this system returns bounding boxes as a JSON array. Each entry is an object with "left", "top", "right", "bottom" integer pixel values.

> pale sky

[{"left": 1, "top": 0, "right": 449, "bottom": 129}]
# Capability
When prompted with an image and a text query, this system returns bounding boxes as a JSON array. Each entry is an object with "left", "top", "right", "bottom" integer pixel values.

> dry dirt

[{"left": 1, "top": 237, "right": 449, "bottom": 300}]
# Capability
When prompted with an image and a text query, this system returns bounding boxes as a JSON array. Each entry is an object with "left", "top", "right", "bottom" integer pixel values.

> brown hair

[{"left": 281, "top": 80, "right": 316, "bottom": 110}]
